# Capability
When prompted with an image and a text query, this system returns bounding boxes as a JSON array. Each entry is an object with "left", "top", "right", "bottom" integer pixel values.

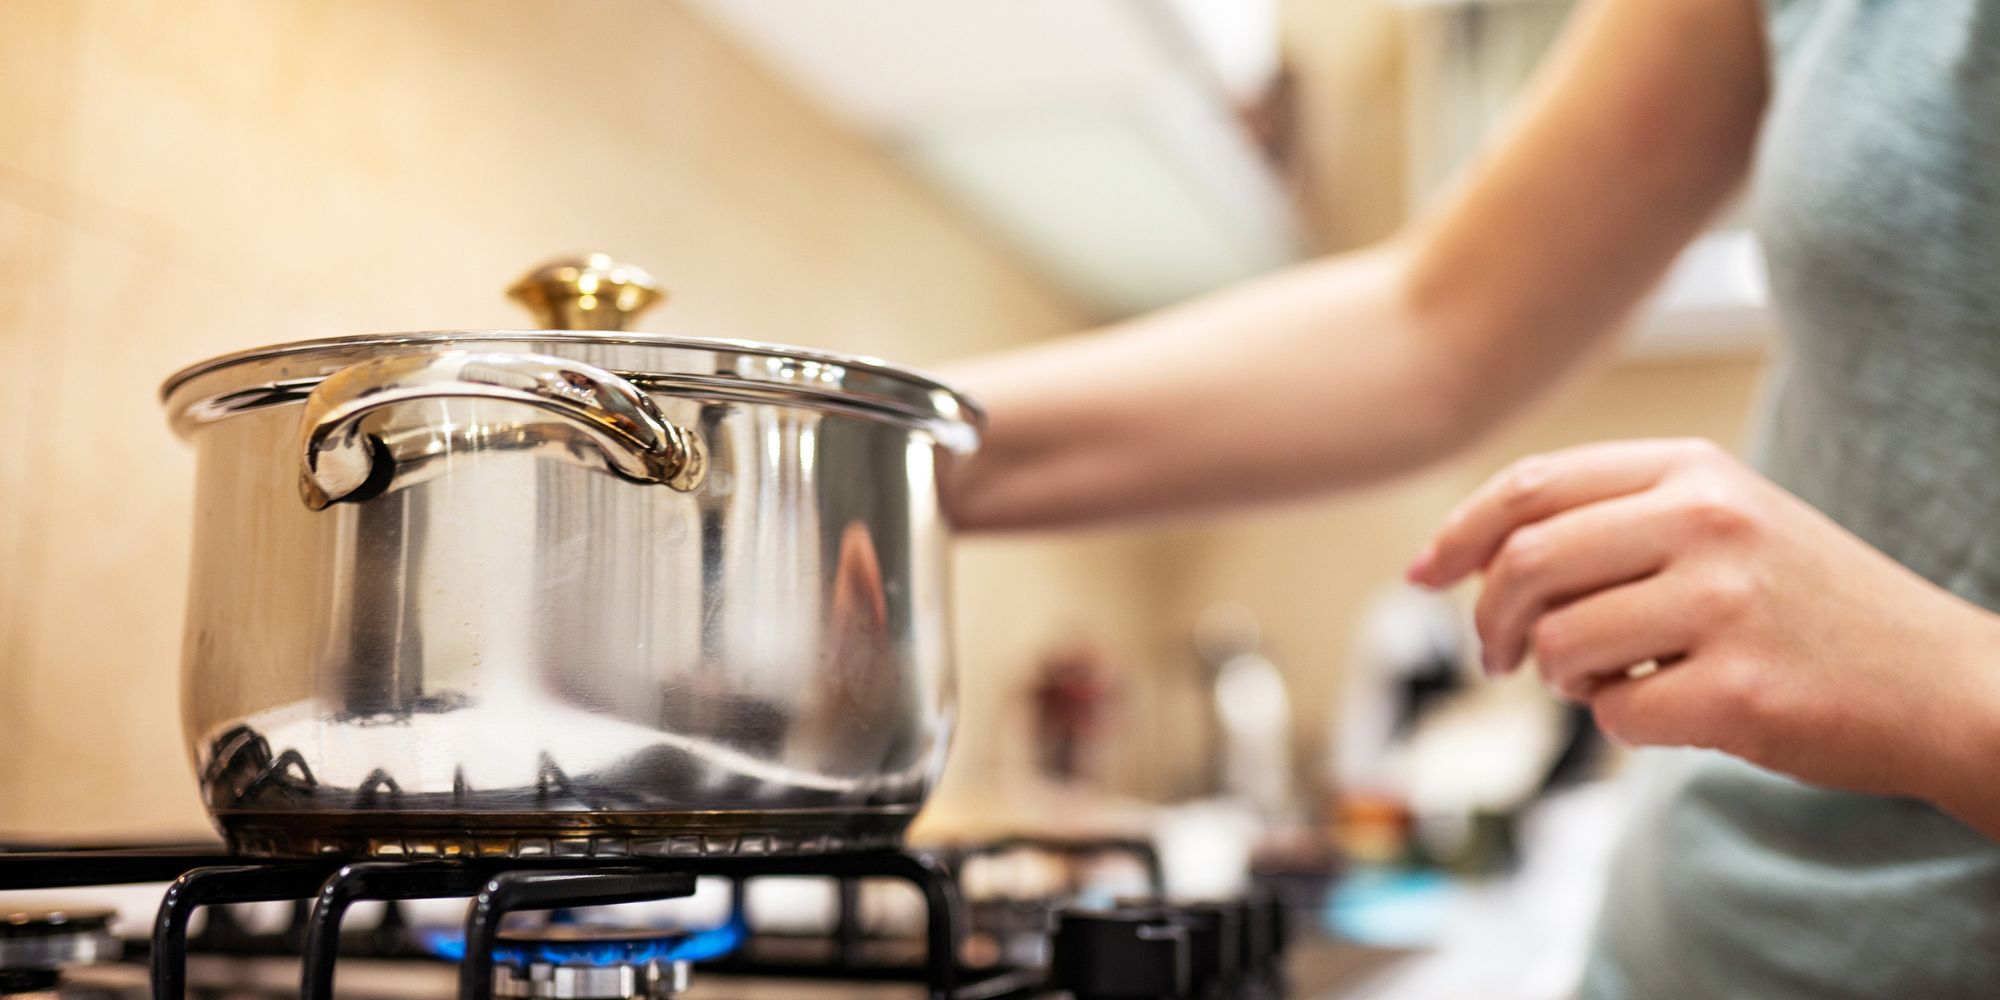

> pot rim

[{"left": 161, "top": 329, "right": 985, "bottom": 443}]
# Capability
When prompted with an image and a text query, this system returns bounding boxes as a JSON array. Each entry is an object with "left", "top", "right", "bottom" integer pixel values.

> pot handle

[{"left": 297, "top": 351, "right": 705, "bottom": 509}]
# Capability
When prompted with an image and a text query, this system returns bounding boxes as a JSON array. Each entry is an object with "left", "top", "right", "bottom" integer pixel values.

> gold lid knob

[{"left": 507, "top": 253, "right": 665, "bottom": 331}]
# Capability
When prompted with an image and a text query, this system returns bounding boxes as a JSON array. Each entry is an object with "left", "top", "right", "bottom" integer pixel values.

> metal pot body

[{"left": 162, "top": 332, "right": 977, "bottom": 859}]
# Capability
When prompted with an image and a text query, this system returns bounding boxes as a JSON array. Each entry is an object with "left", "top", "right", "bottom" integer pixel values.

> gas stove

[{"left": 0, "top": 839, "right": 1296, "bottom": 999}]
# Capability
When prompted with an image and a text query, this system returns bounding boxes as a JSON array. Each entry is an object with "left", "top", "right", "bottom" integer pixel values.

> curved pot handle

[{"left": 297, "top": 351, "right": 704, "bottom": 510}]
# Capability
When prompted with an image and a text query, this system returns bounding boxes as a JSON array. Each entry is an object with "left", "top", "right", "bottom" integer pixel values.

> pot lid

[{"left": 160, "top": 254, "right": 983, "bottom": 450}]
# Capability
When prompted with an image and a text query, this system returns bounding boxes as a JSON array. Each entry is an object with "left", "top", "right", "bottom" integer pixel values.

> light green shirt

[{"left": 1583, "top": 1, "right": 2000, "bottom": 996}]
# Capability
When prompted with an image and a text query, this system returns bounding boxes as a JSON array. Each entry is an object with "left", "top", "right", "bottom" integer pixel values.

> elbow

[{"left": 1388, "top": 234, "right": 1563, "bottom": 460}]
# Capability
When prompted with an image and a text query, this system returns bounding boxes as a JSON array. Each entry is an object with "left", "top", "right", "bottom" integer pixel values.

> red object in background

[{"left": 1030, "top": 640, "right": 1118, "bottom": 782}]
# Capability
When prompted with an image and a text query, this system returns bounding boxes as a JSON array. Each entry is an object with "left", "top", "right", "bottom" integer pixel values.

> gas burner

[
  {"left": 0, "top": 908, "right": 119, "bottom": 993},
  {"left": 491, "top": 927, "right": 692, "bottom": 1000}
]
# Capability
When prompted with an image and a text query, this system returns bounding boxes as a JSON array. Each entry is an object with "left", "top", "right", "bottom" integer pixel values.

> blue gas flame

[
  {"left": 419, "top": 919, "right": 746, "bottom": 966},
  {"left": 421, "top": 929, "right": 469, "bottom": 962},
  {"left": 657, "top": 921, "right": 747, "bottom": 963}
]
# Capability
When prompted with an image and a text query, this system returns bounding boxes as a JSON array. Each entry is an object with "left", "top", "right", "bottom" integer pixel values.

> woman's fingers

[
  {"left": 1586, "top": 654, "right": 1721, "bottom": 749},
  {"left": 1524, "top": 574, "right": 1704, "bottom": 698},
  {"left": 1472, "top": 492, "right": 1680, "bottom": 675},
  {"left": 1410, "top": 439, "right": 1713, "bottom": 587}
]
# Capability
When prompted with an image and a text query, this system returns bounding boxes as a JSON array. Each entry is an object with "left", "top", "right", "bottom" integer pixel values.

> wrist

[{"left": 1926, "top": 608, "right": 2000, "bottom": 835}]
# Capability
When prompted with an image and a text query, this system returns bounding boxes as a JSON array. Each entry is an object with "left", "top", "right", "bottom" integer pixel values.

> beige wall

[
  {"left": 1280, "top": 0, "right": 1411, "bottom": 249},
  {"left": 0, "top": 0, "right": 1134, "bottom": 837}
]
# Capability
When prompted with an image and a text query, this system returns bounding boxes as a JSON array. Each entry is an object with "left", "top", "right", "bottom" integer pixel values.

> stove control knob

[
  {"left": 1176, "top": 903, "right": 1242, "bottom": 999},
  {"left": 1050, "top": 908, "right": 1189, "bottom": 1000},
  {"left": 1266, "top": 892, "right": 1294, "bottom": 958},
  {"left": 1236, "top": 892, "right": 1277, "bottom": 980}
]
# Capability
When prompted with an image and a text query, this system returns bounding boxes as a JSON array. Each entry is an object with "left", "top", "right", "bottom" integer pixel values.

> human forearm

[{"left": 943, "top": 243, "right": 1493, "bottom": 530}]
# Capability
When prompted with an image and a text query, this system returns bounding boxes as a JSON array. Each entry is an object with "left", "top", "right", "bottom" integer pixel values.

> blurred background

[{"left": 0, "top": 1, "right": 1768, "bottom": 994}]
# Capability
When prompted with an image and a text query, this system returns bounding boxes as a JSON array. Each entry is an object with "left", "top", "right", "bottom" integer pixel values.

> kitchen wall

[
  {"left": 1281, "top": 0, "right": 1411, "bottom": 251},
  {"left": 0, "top": 0, "right": 1160, "bottom": 837}
]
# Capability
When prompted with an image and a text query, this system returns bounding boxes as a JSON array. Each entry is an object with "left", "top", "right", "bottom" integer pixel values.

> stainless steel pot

[{"left": 159, "top": 255, "right": 981, "bottom": 858}]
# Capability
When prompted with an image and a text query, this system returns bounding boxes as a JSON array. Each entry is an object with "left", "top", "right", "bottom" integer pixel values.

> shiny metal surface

[
  {"left": 162, "top": 257, "right": 978, "bottom": 858},
  {"left": 0, "top": 910, "right": 120, "bottom": 972},
  {"left": 297, "top": 352, "right": 704, "bottom": 509},
  {"left": 493, "top": 959, "right": 690, "bottom": 999},
  {"left": 507, "top": 254, "right": 665, "bottom": 332}
]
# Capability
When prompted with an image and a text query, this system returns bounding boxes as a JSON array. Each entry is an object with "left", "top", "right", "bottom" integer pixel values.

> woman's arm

[{"left": 946, "top": 0, "right": 1771, "bottom": 530}]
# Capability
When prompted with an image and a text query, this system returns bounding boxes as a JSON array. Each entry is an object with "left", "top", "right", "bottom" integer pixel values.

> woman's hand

[{"left": 1408, "top": 438, "right": 2000, "bottom": 820}]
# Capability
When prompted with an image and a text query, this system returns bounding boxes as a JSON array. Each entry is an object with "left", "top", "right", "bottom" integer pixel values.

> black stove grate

[
  {"left": 0, "top": 846, "right": 980, "bottom": 1000},
  {"left": 0, "top": 837, "right": 1238, "bottom": 1000}
]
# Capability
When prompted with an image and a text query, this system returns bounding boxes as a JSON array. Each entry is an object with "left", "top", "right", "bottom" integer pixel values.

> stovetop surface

[
  {"left": 49, "top": 948, "right": 1396, "bottom": 1000},
  {"left": 60, "top": 958, "right": 934, "bottom": 1000}
]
